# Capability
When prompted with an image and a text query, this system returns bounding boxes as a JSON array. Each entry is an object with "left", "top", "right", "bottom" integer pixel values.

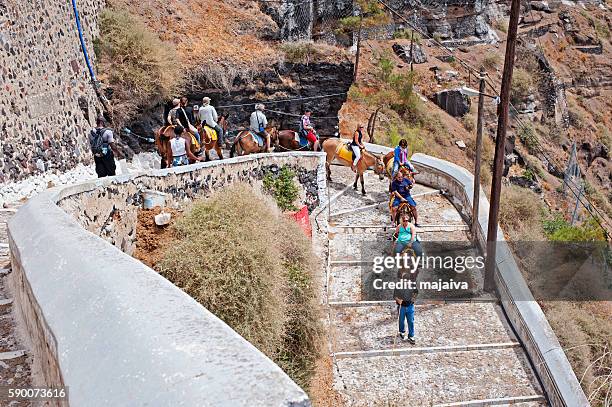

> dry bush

[
  {"left": 499, "top": 185, "right": 544, "bottom": 239},
  {"left": 158, "top": 183, "right": 322, "bottom": 388},
  {"left": 543, "top": 302, "right": 612, "bottom": 406},
  {"left": 94, "top": 8, "right": 181, "bottom": 127},
  {"left": 462, "top": 114, "right": 476, "bottom": 133},
  {"left": 511, "top": 68, "right": 534, "bottom": 104},
  {"left": 483, "top": 53, "right": 501, "bottom": 70},
  {"left": 280, "top": 41, "right": 347, "bottom": 65}
]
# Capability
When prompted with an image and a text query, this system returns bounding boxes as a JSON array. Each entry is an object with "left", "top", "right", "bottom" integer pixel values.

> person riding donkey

[
  {"left": 390, "top": 170, "right": 419, "bottom": 226},
  {"left": 168, "top": 98, "right": 202, "bottom": 144},
  {"left": 250, "top": 103, "right": 271, "bottom": 152},
  {"left": 350, "top": 124, "right": 367, "bottom": 172},
  {"left": 393, "top": 138, "right": 417, "bottom": 178},
  {"left": 199, "top": 97, "right": 225, "bottom": 146},
  {"left": 299, "top": 109, "right": 319, "bottom": 151},
  {"left": 169, "top": 125, "right": 203, "bottom": 167}
]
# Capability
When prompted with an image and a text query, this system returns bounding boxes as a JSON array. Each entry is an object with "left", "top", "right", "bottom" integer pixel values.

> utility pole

[
  {"left": 471, "top": 66, "right": 486, "bottom": 238},
  {"left": 484, "top": 0, "right": 521, "bottom": 293}
]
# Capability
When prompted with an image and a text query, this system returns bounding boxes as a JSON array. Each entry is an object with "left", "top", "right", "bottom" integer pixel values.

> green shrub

[
  {"left": 159, "top": 184, "right": 322, "bottom": 388},
  {"left": 523, "top": 168, "right": 536, "bottom": 181},
  {"left": 94, "top": 8, "right": 181, "bottom": 126},
  {"left": 389, "top": 72, "right": 421, "bottom": 119},
  {"left": 517, "top": 122, "right": 539, "bottom": 154},
  {"left": 377, "top": 54, "right": 394, "bottom": 83},
  {"left": 263, "top": 167, "right": 299, "bottom": 211},
  {"left": 543, "top": 215, "right": 607, "bottom": 241}
]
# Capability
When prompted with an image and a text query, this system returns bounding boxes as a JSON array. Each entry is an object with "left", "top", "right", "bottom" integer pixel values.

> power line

[
  {"left": 266, "top": 108, "right": 338, "bottom": 120},
  {"left": 217, "top": 92, "right": 347, "bottom": 109}
]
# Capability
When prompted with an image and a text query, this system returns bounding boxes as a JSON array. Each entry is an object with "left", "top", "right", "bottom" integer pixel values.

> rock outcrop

[{"left": 431, "top": 89, "right": 471, "bottom": 117}]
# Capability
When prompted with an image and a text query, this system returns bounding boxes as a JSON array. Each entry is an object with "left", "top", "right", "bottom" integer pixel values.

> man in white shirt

[
  {"left": 249, "top": 103, "right": 270, "bottom": 152},
  {"left": 198, "top": 97, "right": 224, "bottom": 145}
]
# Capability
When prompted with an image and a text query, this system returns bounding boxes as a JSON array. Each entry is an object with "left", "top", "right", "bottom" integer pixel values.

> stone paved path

[
  {"left": 0, "top": 204, "right": 34, "bottom": 406},
  {"left": 318, "top": 166, "right": 548, "bottom": 406}
]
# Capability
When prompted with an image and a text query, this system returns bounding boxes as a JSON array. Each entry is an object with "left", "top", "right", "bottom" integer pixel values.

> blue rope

[{"left": 71, "top": 0, "right": 97, "bottom": 82}]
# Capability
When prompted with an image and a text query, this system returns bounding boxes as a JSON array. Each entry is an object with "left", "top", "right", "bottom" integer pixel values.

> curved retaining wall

[
  {"left": 7, "top": 147, "right": 588, "bottom": 406},
  {"left": 7, "top": 152, "right": 327, "bottom": 407},
  {"left": 365, "top": 143, "right": 587, "bottom": 407}
]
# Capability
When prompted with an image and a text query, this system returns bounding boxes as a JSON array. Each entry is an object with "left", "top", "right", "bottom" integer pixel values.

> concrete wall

[
  {"left": 364, "top": 143, "right": 588, "bottom": 406},
  {"left": 7, "top": 152, "right": 327, "bottom": 407},
  {"left": 0, "top": 0, "right": 103, "bottom": 182}
]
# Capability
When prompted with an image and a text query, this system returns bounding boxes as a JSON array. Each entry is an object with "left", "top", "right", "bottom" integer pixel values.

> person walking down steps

[
  {"left": 89, "top": 116, "right": 122, "bottom": 178},
  {"left": 394, "top": 270, "right": 417, "bottom": 344}
]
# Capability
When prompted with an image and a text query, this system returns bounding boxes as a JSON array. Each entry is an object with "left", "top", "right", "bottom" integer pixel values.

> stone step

[
  {"left": 434, "top": 394, "right": 547, "bottom": 407},
  {"left": 333, "top": 342, "right": 521, "bottom": 358},
  {"left": 334, "top": 348, "right": 544, "bottom": 406},
  {"left": 330, "top": 302, "right": 517, "bottom": 353},
  {"left": 328, "top": 265, "right": 362, "bottom": 303}
]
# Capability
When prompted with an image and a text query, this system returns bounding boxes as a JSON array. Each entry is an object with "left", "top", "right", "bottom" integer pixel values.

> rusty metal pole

[
  {"left": 484, "top": 0, "right": 521, "bottom": 293},
  {"left": 472, "top": 66, "right": 486, "bottom": 238},
  {"left": 410, "top": 30, "right": 414, "bottom": 72}
]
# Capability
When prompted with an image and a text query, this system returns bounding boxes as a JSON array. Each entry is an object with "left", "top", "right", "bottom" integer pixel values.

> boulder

[
  {"left": 430, "top": 89, "right": 471, "bottom": 117},
  {"left": 530, "top": 1, "right": 551, "bottom": 12},
  {"left": 392, "top": 43, "right": 428, "bottom": 64},
  {"left": 509, "top": 175, "right": 542, "bottom": 193}
]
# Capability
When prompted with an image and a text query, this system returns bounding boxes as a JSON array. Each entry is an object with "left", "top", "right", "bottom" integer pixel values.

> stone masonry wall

[
  {"left": 0, "top": 0, "right": 104, "bottom": 182},
  {"left": 58, "top": 154, "right": 324, "bottom": 255}
]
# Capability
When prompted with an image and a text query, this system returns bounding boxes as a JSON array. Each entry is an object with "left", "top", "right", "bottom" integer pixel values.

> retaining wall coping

[
  {"left": 407, "top": 152, "right": 588, "bottom": 406},
  {"left": 8, "top": 152, "right": 325, "bottom": 407}
]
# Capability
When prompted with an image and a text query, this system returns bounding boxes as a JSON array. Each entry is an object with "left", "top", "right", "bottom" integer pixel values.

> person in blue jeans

[{"left": 393, "top": 270, "right": 417, "bottom": 344}]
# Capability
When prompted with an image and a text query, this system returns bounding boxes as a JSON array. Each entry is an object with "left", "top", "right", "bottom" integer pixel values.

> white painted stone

[{"left": 154, "top": 212, "right": 172, "bottom": 226}]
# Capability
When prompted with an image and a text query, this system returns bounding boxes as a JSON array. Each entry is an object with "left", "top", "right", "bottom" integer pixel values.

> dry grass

[
  {"left": 499, "top": 185, "right": 545, "bottom": 240},
  {"left": 108, "top": 0, "right": 281, "bottom": 92},
  {"left": 158, "top": 183, "right": 322, "bottom": 389},
  {"left": 94, "top": 7, "right": 181, "bottom": 127}
]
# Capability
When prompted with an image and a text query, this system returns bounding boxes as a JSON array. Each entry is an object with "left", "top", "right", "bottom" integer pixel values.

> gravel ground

[
  {"left": 334, "top": 349, "right": 544, "bottom": 406},
  {"left": 321, "top": 169, "right": 546, "bottom": 406},
  {"left": 331, "top": 302, "right": 517, "bottom": 352}
]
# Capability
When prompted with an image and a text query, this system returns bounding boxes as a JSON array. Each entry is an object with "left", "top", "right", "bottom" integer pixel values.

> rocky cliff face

[
  {"left": 264, "top": 0, "right": 498, "bottom": 43},
  {"left": 129, "top": 61, "right": 353, "bottom": 138}
]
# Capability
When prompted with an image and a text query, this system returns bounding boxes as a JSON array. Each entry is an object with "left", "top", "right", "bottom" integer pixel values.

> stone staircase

[
  {"left": 0, "top": 205, "right": 34, "bottom": 404},
  {"left": 320, "top": 167, "right": 548, "bottom": 406}
]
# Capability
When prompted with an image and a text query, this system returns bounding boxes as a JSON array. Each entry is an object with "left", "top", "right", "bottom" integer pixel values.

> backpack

[{"left": 90, "top": 128, "right": 110, "bottom": 157}]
